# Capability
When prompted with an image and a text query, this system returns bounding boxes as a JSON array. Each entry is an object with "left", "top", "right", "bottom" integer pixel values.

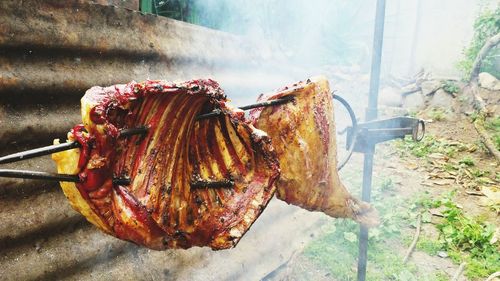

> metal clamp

[{"left": 346, "top": 117, "right": 425, "bottom": 154}]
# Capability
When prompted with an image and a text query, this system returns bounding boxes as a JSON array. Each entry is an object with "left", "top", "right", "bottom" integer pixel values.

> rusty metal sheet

[
  {"left": 0, "top": 1, "right": 320, "bottom": 280},
  {"left": 78, "top": 0, "right": 139, "bottom": 10}
]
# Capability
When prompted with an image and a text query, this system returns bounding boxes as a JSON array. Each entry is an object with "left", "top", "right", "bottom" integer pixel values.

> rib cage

[{"left": 53, "top": 79, "right": 280, "bottom": 250}]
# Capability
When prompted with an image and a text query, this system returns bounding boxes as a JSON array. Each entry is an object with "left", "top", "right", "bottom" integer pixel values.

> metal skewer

[
  {"left": 0, "top": 169, "right": 81, "bottom": 182},
  {"left": 0, "top": 170, "right": 233, "bottom": 189},
  {"left": 196, "top": 95, "right": 294, "bottom": 120},
  {"left": 0, "top": 126, "right": 149, "bottom": 165},
  {"left": 0, "top": 141, "right": 81, "bottom": 165},
  {"left": 0, "top": 170, "right": 133, "bottom": 184},
  {"left": 0, "top": 97, "right": 294, "bottom": 184},
  {"left": 191, "top": 179, "right": 234, "bottom": 189}
]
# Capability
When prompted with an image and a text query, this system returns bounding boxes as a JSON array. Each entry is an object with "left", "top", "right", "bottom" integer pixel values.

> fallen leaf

[
  {"left": 431, "top": 179, "right": 454, "bottom": 186},
  {"left": 430, "top": 207, "right": 445, "bottom": 217},
  {"left": 490, "top": 228, "right": 499, "bottom": 245},
  {"left": 467, "top": 145, "right": 478, "bottom": 152},
  {"left": 464, "top": 182, "right": 478, "bottom": 189},
  {"left": 405, "top": 163, "right": 418, "bottom": 170},
  {"left": 429, "top": 153, "right": 446, "bottom": 159},
  {"left": 465, "top": 190, "right": 484, "bottom": 196},
  {"left": 463, "top": 168, "right": 473, "bottom": 179},
  {"left": 477, "top": 177, "right": 495, "bottom": 184},
  {"left": 387, "top": 164, "right": 398, "bottom": 169}
]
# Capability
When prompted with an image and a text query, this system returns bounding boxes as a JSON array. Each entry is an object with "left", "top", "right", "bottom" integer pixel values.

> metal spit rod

[
  {"left": 357, "top": 0, "right": 386, "bottom": 280},
  {"left": 0, "top": 96, "right": 295, "bottom": 186}
]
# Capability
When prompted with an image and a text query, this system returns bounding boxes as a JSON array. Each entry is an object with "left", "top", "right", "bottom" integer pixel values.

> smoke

[
  {"left": 184, "top": 0, "right": 498, "bottom": 171},
  {"left": 182, "top": 0, "right": 380, "bottom": 112},
  {"left": 183, "top": 0, "right": 498, "bottom": 128},
  {"left": 190, "top": 0, "right": 497, "bottom": 82},
  {"left": 193, "top": 0, "right": 374, "bottom": 70}
]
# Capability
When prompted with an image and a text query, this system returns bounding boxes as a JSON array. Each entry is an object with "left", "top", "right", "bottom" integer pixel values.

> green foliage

[
  {"left": 142, "top": 0, "right": 191, "bottom": 21},
  {"left": 395, "top": 135, "right": 466, "bottom": 158},
  {"left": 485, "top": 116, "right": 500, "bottom": 150},
  {"left": 470, "top": 167, "right": 489, "bottom": 178},
  {"left": 303, "top": 171, "right": 499, "bottom": 280},
  {"left": 458, "top": 6, "right": 500, "bottom": 79},
  {"left": 416, "top": 237, "right": 442, "bottom": 256},
  {"left": 442, "top": 80, "right": 460, "bottom": 94},
  {"left": 302, "top": 177, "right": 425, "bottom": 280},
  {"left": 443, "top": 163, "right": 458, "bottom": 172},
  {"left": 408, "top": 110, "right": 418, "bottom": 118},
  {"left": 303, "top": 214, "right": 418, "bottom": 281},
  {"left": 379, "top": 178, "right": 395, "bottom": 192},
  {"left": 433, "top": 272, "right": 450, "bottom": 281},
  {"left": 428, "top": 108, "right": 447, "bottom": 121},
  {"left": 418, "top": 194, "right": 500, "bottom": 279},
  {"left": 458, "top": 156, "right": 475, "bottom": 167},
  {"left": 437, "top": 199, "right": 493, "bottom": 253},
  {"left": 493, "top": 130, "right": 500, "bottom": 151},
  {"left": 143, "top": 0, "right": 229, "bottom": 28}
]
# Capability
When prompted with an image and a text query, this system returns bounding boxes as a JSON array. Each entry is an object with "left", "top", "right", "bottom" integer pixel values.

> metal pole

[
  {"left": 357, "top": 151, "right": 374, "bottom": 281},
  {"left": 357, "top": 0, "right": 386, "bottom": 280},
  {"left": 409, "top": 0, "right": 423, "bottom": 75},
  {"left": 366, "top": 0, "right": 386, "bottom": 122}
]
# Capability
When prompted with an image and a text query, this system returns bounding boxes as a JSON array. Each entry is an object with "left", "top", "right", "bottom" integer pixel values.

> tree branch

[
  {"left": 464, "top": 33, "right": 500, "bottom": 164},
  {"left": 403, "top": 213, "right": 422, "bottom": 264},
  {"left": 485, "top": 271, "right": 500, "bottom": 281},
  {"left": 469, "top": 33, "right": 500, "bottom": 82},
  {"left": 451, "top": 262, "right": 466, "bottom": 281}
]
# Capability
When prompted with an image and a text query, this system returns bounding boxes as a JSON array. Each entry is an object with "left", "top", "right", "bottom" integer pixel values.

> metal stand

[
  {"left": 347, "top": 116, "right": 424, "bottom": 281},
  {"left": 357, "top": 1, "right": 385, "bottom": 280},
  {"left": 352, "top": 2, "right": 427, "bottom": 278},
  {"left": 332, "top": 3, "right": 426, "bottom": 280}
]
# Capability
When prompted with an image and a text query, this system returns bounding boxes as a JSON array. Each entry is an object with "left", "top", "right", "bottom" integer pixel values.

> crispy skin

[
  {"left": 251, "top": 76, "right": 378, "bottom": 226},
  {"left": 52, "top": 79, "right": 279, "bottom": 250}
]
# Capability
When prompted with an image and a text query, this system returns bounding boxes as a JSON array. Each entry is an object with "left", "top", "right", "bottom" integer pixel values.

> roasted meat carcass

[
  {"left": 251, "top": 76, "right": 378, "bottom": 226},
  {"left": 52, "top": 79, "right": 279, "bottom": 250}
]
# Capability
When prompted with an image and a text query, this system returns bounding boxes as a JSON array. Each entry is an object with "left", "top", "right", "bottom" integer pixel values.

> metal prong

[
  {"left": 196, "top": 96, "right": 295, "bottom": 121},
  {"left": 0, "top": 169, "right": 80, "bottom": 182},
  {"left": 0, "top": 141, "right": 81, "bottom": 165},
  {"left": 239, "top": 95, "right": 295, "bottom": 110},
  {"left": 0, "top": 169, "right": 136, "bottom": 186},
  {"left": 0, "top": 127, "right": 149, "bottom": 165},
  {"left": 107, "top": 177, "right": 235, "bottom": 188},
  {"left": 196, "top": 109, "right": 222, "bottom": 121},
  {"left": 120, "top": 126, "right": 149, "bottom": 138},
  {"left": 113, "top": 177, "right": 131, "bottom": 185},
  {"left": 191, "top": 179, "right": 234, "bottom": 189}
]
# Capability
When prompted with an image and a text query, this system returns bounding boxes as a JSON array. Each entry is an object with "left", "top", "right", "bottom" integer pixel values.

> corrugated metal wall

[{"left": 0, "top": 1, "right": 324, "bottom": 280}]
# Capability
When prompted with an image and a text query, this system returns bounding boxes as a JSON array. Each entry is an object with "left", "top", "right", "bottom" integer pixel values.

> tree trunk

[
  {"left": 469, "top": 33, "right": 500, "bottom": 82},
  {"left": 466, "top": 32, "right": 500, "bottom": 164}
]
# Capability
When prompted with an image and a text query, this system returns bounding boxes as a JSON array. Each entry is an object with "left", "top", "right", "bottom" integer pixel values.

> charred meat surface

[
  {"left": 251, "top": 76, "right": 378, "bottom": 226},
  {"left": 52, "top": 79, "right": 280, "bottom": 250}
]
